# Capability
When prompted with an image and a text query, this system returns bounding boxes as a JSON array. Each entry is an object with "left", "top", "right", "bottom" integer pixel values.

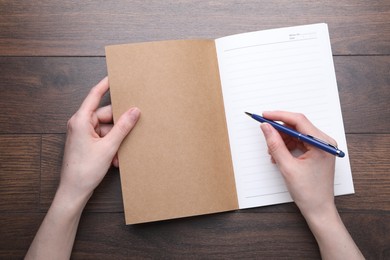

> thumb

[
  {"left": 260, "top": 123, "right": 294, "bottom": 169},
  {"left": 105, "top": 107, "right": 140, "bottom": 151}
]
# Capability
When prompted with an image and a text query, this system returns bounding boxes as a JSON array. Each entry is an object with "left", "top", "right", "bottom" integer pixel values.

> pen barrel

[{"left": 299, "top": 135, "right": 342, "bottom": 156}]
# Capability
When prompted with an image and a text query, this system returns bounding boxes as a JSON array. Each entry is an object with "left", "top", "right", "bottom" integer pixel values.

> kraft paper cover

[{"left": 106, "top": 40, "right": 238, "bottom": 224}]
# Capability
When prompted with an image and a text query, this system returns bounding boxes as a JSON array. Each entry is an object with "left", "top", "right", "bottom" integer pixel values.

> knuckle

[
  {"left": 90, "top": 84, "right": 99, "bottom": 93},
  {"left": 66, "top": 116, "right": 76, "bottom": 131},
  {"left": 328, "top": 137, "right": 338, "bottom": 148},
  {"left": 90, "top": 84, "right": 104, "bottom": 97},
  {"left": 66, "top": 112, "right": 82, "bottom": 132},
  {"left": 295, "top": 113, "right": 308, "bottom": 122}
]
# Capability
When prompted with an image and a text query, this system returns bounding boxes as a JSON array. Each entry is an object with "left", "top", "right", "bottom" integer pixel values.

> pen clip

[{"left": 307, "top": 135, "right": 338, "bottom": 149}]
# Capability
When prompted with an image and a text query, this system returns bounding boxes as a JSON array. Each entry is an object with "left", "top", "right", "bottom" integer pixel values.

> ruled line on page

[{"left": 223, "top": 33, "right": 317, "bottom": 53}]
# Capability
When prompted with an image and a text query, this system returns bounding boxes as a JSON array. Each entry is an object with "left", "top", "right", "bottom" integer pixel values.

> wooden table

[{"left": 0, "top": 1, "right": 389, "bottom": 258}]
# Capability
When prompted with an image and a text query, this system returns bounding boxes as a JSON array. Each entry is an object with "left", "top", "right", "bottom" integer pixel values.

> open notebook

[{"left": 106, "top": 23, "right": 354, "bottom": 224}]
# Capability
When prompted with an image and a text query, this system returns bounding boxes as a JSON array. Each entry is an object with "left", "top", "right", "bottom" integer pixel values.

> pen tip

[{"left": 245, "top": 112, "right": 252, "bottom": 117}]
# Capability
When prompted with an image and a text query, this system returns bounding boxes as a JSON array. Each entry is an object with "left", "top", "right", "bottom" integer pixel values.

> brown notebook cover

[{"left": 106, "top": 40, "right": 238, "bottom": 224}]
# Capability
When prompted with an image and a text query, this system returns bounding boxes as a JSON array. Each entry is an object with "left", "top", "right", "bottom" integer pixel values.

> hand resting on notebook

[
  {"left": 25, "top": 77, "right": 140, "bottom": 259},
  {"left": 260, "top": 111, "right": 363, "bottom": 260}
]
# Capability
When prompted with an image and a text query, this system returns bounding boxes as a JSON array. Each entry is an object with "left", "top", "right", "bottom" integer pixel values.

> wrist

[
  {"left": 300, "top": 201, "right": 338, "bottom": 224},
  {"left": 51, "top": 185, "right": 91, "bottom": 218},
  {"left": 303, "top": 204, "right": 348, "bottom": 248},
  {"left": 25, "top": 184, "right": 91, "bottom": 260},
  {"left": 304, "top": 204, "right": 341, "bottom": 231},
  {"left": 302, "top": 203, "right": 364, "bottom": 259}
]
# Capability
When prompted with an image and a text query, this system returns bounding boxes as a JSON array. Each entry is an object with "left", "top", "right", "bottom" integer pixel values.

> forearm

[
  {"left": 25, "top": 187, "right": 90, "bottom": 260},
  {"left": 304, "top": 206, "right": 364, "bottom": 260}
]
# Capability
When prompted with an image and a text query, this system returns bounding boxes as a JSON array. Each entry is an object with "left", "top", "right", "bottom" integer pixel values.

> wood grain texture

[
  {"left": 0, "top": 57, "right": 109, "bottom": 134},
  {"left": 72, "top": 212, "right": 387, "bottom": 259},
  {"left": 0, "top": 1, "right": 389, "bottom": 56},
  {"left": 0, "top": 56, "right": 389, "bottom": 134},
  {"left": 0, "top": 135, "right": 41, "bottom": 212},
  {"left": 1, "top": 212, "right": 387, "bottom": 259},
  {"left": 73, "top": 213, "right": 320, "bottom": 259},
  {"left": 0, "top": 213, "right": 44, "bottom": 258},
  {"left": 337, "top": 134, "right": 390, "bottom": 212},
  {"left": 0, "top": 212, "right": 390, "bottom": 259},
  {"left": 335, "top": 56, "right": 390, "bottom": 133}
]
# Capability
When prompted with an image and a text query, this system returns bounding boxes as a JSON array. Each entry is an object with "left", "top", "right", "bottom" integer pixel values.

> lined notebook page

[{"left": 215, "top": 24, "right": 354, "bottom": 209}]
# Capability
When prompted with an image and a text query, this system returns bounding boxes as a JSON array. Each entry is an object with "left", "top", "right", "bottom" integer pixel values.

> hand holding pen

[
  {"left": 253, "top": 110, "right": 363, "bottom": 259},
  {"left": 249, "top": 110, "right": 337, "bottom": 214},
  {"left": 245, "top": 111, "right": 345, "bottom": 158}
]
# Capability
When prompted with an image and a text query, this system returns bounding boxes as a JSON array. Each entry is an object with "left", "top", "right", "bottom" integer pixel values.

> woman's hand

[
  {"left": 260, "top": 111, "right": 336, "bottom": 219},
  {"left": 58, "top": 77, "right": 140, "bottom": 204},
  {"left": 26, "top": 77, "right": 140, "bottom": 260},
  {"left": 260, "top": 111, "right": 364, "bottom": 260}
]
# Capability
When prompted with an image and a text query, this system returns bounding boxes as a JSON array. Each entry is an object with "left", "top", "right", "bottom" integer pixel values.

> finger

[
  {"left": 79, "top": 77, "right": 109, "bottom": 113},
  {"left": 262, "top": 111, "right": 318, "bottom": 133},
  {"left": 260, "top": 123, "right": 295, "bottom": 171},
  {"left": 270, "top": 156, "right": 276, "bottom": 164},
  {"left": 262, "top": 111, "right": 336, "bottom": 146},
  {"left": 96, "top": 105, "right": 113, "bottom": 124},
  {"left": 112, "top": 154, "right": 119, "bottom": 168},
  {"left": 104, "top": 107, "right": 141, "bottom": 152},
  {"left": 99, "top": 124, "right": 113, "bottom": 137}
]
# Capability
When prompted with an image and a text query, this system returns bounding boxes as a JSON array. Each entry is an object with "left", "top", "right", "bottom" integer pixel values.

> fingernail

[
  {"left": 129, "top": 107, "right": 140, "bottom": 121},
  {"left": 260, "top": 123, "right": 272, "bottom": 138}
]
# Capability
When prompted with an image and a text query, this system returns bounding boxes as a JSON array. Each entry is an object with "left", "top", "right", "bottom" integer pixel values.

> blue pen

[{"left": 245, "top": 112, "right": 345, "bottom": 158}]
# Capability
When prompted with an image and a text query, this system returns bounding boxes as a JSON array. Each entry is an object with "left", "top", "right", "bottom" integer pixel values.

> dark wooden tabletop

[{"left": 0, "top": 1, "right": 389, "bottom": 259}]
